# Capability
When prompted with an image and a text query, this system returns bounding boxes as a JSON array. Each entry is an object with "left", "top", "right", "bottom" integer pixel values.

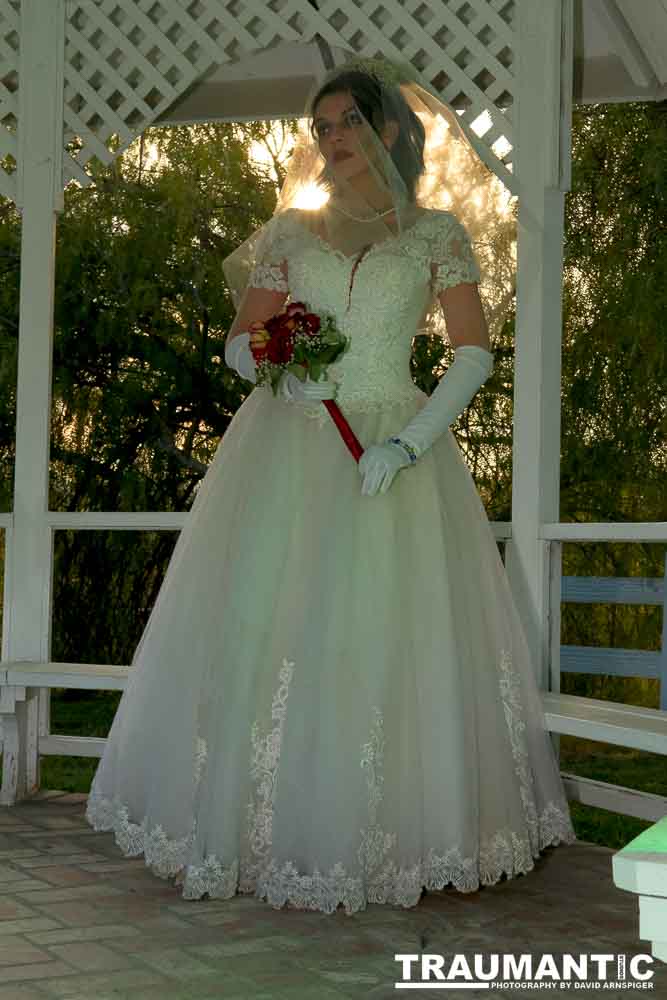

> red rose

[
  {"left": 265, "top": 314, "right": 283, "bottom": 335},
  {"left": 286, "top": 302, "right": 307, "bottom": 318},
  {"left": 266, "top": 331, "right": 294, "bottom": 364},
  {"left": 301, "top": 313, "right": 321, "bottom": 335}
]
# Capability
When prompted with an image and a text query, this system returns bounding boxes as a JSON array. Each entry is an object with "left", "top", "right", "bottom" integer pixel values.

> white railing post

[
  {"left": 3, "top": 0, "right": 65, "bottom": 799},
  {"left": 506, "top": 0, "right": 572, "bottom": 688}
]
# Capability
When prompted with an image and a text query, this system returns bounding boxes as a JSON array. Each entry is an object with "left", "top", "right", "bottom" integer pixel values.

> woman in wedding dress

[{"left": 85, "top": 57, "right": 576, "bottom": 915}]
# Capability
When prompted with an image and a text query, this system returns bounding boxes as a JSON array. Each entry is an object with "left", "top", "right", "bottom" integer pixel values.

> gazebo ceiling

[
  {"left": 575, "top": 0, "right": 667, "bottom": 103},
  {"left": 154, "top": 0, "right": 667, "bottom": 130}
]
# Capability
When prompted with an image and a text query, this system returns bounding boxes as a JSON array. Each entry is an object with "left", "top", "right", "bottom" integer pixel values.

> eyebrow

[{"left": 313, "top": 105, "right": 357, "bottom": 125}]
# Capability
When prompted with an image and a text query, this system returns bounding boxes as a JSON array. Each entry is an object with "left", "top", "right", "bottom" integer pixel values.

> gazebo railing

[
  {"left": 2, "top": 516, "right": 667, "bottom": 815},
  {"left": 560, "top": 556, "right": 667, "bottom": 711}
]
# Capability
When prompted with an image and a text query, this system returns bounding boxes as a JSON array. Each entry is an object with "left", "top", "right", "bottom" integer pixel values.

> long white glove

[
  {"left": 359, "top": 345, "right": 494, "bottom": 496},
  {"left": 224, "top": 332, "right": 336, "bottom": 403},
  {"left": 224, "top": 331, "right": 257, "bottom": 383}
]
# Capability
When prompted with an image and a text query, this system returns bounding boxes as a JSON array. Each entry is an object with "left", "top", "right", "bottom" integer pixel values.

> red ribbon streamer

[{"left": 322, "top": 399, "right": 364, "bottom": 463}]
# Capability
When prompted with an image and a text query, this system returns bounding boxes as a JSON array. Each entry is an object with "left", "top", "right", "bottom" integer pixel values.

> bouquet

[{"left": 248, "top": 301, "right": 364, "bottom": 462}]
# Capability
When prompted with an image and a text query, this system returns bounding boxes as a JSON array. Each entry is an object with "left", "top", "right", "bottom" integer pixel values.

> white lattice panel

[
  {"left": 0, "top": 0, "right": 516, "bottom": 195},
  {"left": 0, "top": 0, "right": 19, "bottom": 201}
]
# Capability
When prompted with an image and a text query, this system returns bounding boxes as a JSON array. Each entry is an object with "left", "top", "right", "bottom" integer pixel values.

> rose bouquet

[{"left": 248, "top": 301, "right": 364, "bottom": 462}]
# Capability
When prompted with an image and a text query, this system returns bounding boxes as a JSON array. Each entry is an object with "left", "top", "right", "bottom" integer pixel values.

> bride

[{"left": 85, "top": 56, "right": 576, "bottom": 915}]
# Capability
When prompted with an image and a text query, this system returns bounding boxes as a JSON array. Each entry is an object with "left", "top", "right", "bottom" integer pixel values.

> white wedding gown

[{"left": 85, "top": 207, "right": 576, "bottom": 914}]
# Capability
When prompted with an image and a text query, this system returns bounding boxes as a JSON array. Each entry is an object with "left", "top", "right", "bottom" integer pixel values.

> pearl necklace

[{"left": 328, "top": 201, "right": 395, "bottom": 223}]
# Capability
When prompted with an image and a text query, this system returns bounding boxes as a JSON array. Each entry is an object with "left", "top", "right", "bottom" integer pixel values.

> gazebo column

[
  {"left": 1, "top": 0, "right": 64, "bottom": 803},
  {"left": 505, "top": 0, "right": 572, "bottom": 689}
]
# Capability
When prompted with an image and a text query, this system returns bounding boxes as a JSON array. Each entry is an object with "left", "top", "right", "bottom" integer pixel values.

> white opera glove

[
  {"left": 278, "top": 370, "right": 337, "bottom": 404},
  {"left": 224, "top": 331, "right": 257, "bottom": 383},
  {"left": 359, "top": 345, "right": 494, "bottom": 497}
]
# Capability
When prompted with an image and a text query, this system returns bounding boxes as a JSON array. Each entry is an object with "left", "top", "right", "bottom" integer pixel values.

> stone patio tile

[
  {"left": 183, "top": 951, "right": 305, "bottom": 980},
  {"left": 24, "top": 900, "right": 129, "bottom": 927},
  {"left": 0, "top": 900, "right": 42, "bottom": 922},
  {"left": 132, "top": 949, "right": 227, "bottom": 981},
  {"left": 45, "top": 941, "right": 137, "bottom": 973},
  {"left": 8, "top": 854, "right": 107, "bottom": 869},
  {"left": 26, "top": 923, "right": 156, "bottom": 946},
  {"left": 11, "top": 884, "right": 123, "bottom": 904},
  {"left": 123, "top": 912, "right": 192, "bottom": 932},
  {"left": 0, "top": 919, "right": 61, "bottom": 938},
  {"left": 35, "top": 968, "right": 169, "bottom": 997},
  {"left": 18, "top": 867, "right": 99, "bottom": 889},
  {"left": 0, "top": 938, "right": 53, "bottom": 967},
  {"left": 76, "top": 860, "right": 146, "bottom": 874},
  {"left": 187, "top": 939, "right": 298, "bottom": 960},
  {"left": 113, "top": 928, "right": 231, "bottom": 954},
  {"left": 0, "top": 837, "right": 34, "bottom": 852},
  {"left": 3, "top": 880, "right": 55, "bottom": 893},
  {"left": 0, "top": 987, "right": 48, "bottom": 1000},
  {"left": 0, "top": 865, "right": 30, "bottom": 883},
  {"left": 0, "top": 961, "right": 74, "bottom": 984}
]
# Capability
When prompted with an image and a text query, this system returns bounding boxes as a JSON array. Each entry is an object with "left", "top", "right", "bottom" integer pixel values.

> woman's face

[{"left": 312, "top": 90, "right": 392, "bottom": 184}]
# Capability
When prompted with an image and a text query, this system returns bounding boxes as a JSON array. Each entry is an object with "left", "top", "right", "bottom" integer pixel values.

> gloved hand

[
  {"left": 278, "top": 371, "right": 336, "bottom": 404},
  {"left": 359, "top": 440, "right": 414, "bottom": 496},
  {"left": 359, "top": 345, "right": 494, "bottom": 496},
  {"left": 224, "top": 331, "right": 257, "bottom": 383}
]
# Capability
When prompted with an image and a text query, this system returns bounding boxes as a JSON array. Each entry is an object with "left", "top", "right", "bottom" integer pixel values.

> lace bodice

[{"left": 247, "top": 207, "right": 480, "bottom": 422}]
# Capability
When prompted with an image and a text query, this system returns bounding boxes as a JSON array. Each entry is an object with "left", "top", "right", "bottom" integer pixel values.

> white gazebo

[{"left": 0, "top": 0, "right": 666, "bottom": 960}]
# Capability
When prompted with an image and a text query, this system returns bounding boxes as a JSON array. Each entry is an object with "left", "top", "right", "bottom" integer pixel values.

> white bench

[
  {"left": 0, "top": 661, "right": 128, "bottom": 806},
  {"left": 2, "top": 664, "right": 667, "bottom": 806},
  {"left": 613, "top": 815, "right": 667, "bottom": 964}
]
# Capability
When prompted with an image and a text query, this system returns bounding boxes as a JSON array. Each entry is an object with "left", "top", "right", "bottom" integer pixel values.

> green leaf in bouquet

[{"left": 286, "top": 362, "right": 308, "bottom": 380}]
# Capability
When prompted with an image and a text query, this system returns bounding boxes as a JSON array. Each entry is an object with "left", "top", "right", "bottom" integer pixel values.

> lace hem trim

[{"left": 85, "top": 790, "right": 575, "bottom": 915}]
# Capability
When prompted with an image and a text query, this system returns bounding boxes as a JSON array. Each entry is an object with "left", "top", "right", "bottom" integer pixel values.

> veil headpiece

[{"left": 223, "top": 55, "right": 516, "bottom": 343}]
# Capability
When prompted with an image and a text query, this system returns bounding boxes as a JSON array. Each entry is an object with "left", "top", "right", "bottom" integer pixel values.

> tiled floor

[{"left": 0, "top": 792, "right": 664, "bottom": 1000}]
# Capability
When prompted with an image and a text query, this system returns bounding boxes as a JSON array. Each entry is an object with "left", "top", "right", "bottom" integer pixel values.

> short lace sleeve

[
  {"left": 247, "top": 211, "right": 294, "bottom": 293},
  {"left": 429, "top": 213, "right": 481, "bottom": 295}
]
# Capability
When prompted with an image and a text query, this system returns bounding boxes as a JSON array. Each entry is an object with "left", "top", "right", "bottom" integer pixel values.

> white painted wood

[
  {"left": 543, "top": 692, "right": 667, "bottom": 755},
  {"left": 47, "top": 512, "right": 189, "bottom": 530},
  {"left": 640, "top": 896, "right": 667, "bottom": 941},
  {"left": 547, "top": 540, "right": 563, "bottom": 760},
  {"left": 39, "top": 734, "right": 108, "bottom": 758},
  {"left": 4, "top": 662, "right": 129, "bottom": 690},
  {"left": 542, "top": 522, "right": 667, "bottom": 541},
  {"left": 0, "top": 711, "right": 20, "bottom": 805},
  {"left": 9, "top": 2, "right": 64, "bottom": 661},
  {"left": 506, "top": 0, "right": 570, "bottom": 689},
  {"left": 1, "top": 515, "right": 13, "bottom": 663},
  {"left": 46, "top": 510, "right": 511, "bottom": 540},
  {"left": 617, "top": 0, "right": 667, "bottom": 84},
  {"left": 613, "top": 816, "right": 667, "bottom": 901},
  {"left": 561, "top": 772, "right": 667, "bottom": 822},
  {"left": 4, "top": 1, "right": 66, "bottom": 799},
  {"left": 0, "top": 684, "right": 39, "bottom": 805},
  {"left": 56, "top": 0, "right": 518, "bottom": 191},
  {"left": 614, "top": 854, "right": 667, "bottom": 896},
  {"left": 594, "top": 0, "right": 656, "bottom": 88},
  {"left": 614, "top": 824, "right": 667, "bottom": 969}
]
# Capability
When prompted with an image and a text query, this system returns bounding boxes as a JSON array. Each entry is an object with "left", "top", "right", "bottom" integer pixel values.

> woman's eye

[{"left": 345, "top": 110, "right": 363, "bottom": 126}]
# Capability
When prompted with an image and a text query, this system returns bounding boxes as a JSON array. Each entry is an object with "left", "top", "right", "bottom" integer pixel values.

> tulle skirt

[{"left": 85, "top": 384, "right": 576, "bottom": 915}]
